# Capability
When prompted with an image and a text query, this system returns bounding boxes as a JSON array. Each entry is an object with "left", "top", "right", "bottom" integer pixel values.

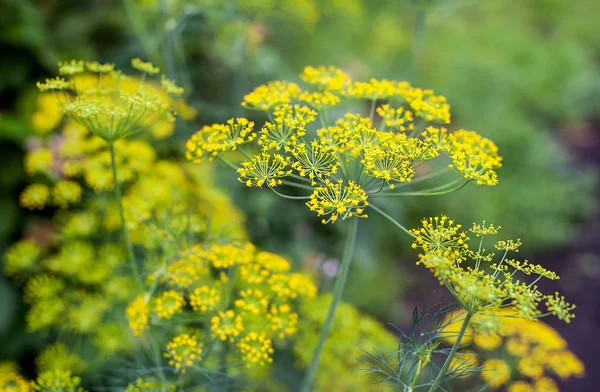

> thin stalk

[
  {"left": 109, "top": 142, "right": 144, "bottom": 291},
  {"left": 282, "top": 180, "right": 315, "bottom": 191},
  {"left": 369, "top": 204, "right": 416, "bottom": 239},
  {"left": 217, "top": 156, "right": 240, "bottom": 172},
  {"left": 372, "top": 180, "right": 468, "bottom": 198},
  {"left": 300, "top": 218, "right": 359, "bottom": 392},
  {"left": 369, "top": 99, "right": 377, "bottom": 123},
  {"left": 270, "top": 188, "right": 310, "bottom": 200},
  {"left": 428, "top": 312, "right": 472, "bottom": 392}
]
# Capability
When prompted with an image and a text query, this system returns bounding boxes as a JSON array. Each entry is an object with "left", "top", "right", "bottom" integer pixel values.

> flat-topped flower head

[
  {"left": 376, "top": 104, "right": 415, "bottom": 132},
  {"left": 300, "top": 65, "right": 350, "bottom": 91},
  {"left": 410, "top": 216, "right": 575, "bottom": 324},
  {"left": 20, "top": 184, "right": 50, "bottom": 210},
  {"left": 306, "top": 179, "right": 368, "bottom": 224},
  {"left": 164, "top": 333, "right": 203, "bottom": 374},
  {"left": 131, "top": 58, "right": 160, "bottom": 74},
  {"left": 37, "top": 59, "right": 182, "bottom": 142},
  {"left": 299, "top": 90, "right": 341, "bottom": 110},
  {"left": 211, "top": 310, "right": 244, "bottom": 342},
  {"left": 258, "top": 104, "right": 316, "bottom": 151},
  {"left": 291, "top": 141, "right": 340, "bottom": 185},
  {"left": 237, "top": 152, "right": 292, "bottom": 188},
  {"left": 186, "top": 117, "right": 256, "bottom": 161},
  {"left": 242, "top": 80, "right": 302, "bottom": 111},
  {"left": 362, "top": 146, "right": 415, "bottom": 189},
  {"left": 445, "top": 130, "right": 502, "bottom": 186},
  {"left": 153, "top": 290, "right": 185, "bottom": 319},
  {"left": 238, "top": 332, "right": 275, "bottom": 368},
  {"left": 402, "top": 87, "right": 451, "bottom": 124},
  {"left": 187, "top": 66, "right": 502, "bottom": 225}
]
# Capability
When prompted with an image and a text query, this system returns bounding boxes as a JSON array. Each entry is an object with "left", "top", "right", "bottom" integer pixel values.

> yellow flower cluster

[
  {"left": 0, "top": 372, "right": 30, "bottom": 392},
  {"left": 164, "top": 333, "right": 204, "bottom": 373},
  {"left": 6, "top": 79, "right": 250, "bottom": 386},
  {"left": 187, "top": 66, "right": 501, "bottom": 224},
  {"left": 410, "top": 216, "right": 575, "bottom": 325},
  {"left": 126, "top": 240, "right": 317, "bottom": 370},
  {"left": 441, "top": 308, "right": 584, "bottom": 390},
  {"left": 30, "top": 370, "right": 86, "bottom": 392},
  {"left": 37, "top": 59, "right": 188, "bottom": 142},
  {"left": 186, "top": 118, "right": 256, "bottom": 162}
]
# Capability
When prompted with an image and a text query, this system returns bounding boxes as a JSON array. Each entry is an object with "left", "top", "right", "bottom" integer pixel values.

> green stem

[
  {"left": 428, "top": 312, "right": 472, "bottom": 392},
  {"left": 109, "top": 142, "right": 144, "bottom": 291},
  {"left": 371, "top": 180, "right": 468, "bottom": 198},
  {"left": 369, "top": 203, "right": 416, "bottom": 239},
  {"left": 369, "top": 99, "right": 377, "bottom": 123},
  {"left": 300, "top": 218, "right": 359, "bottom": 392},
  {"left": 270, "top": 188, "right": 310, "bottom": 200}
]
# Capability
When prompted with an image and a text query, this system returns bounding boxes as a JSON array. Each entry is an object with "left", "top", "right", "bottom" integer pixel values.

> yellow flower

[
  {"left": 31, "top": 370, "right": 85, "bottom": 392},
  {"left": 131, "top": 58, "right": 160, "bottom": 74},
  {"left": 52, "top": 181, "right": 82, "bottom": 208},
  {"left": 291, "top": 141, "right": 340, "bottom": 185},
  {"left": 186, "top": 117, "right": 256, "bottom": 161},
  {"left": 235, "top": 289, "right": 269, "bottom": 315},
  {"left": 0, "top": 372, "right": 30, "bottom": 392},
  {"left": 38, "top": 60, "right": 181, "bottom": 142},
  {"left": 211, "top": 310, "right": 244, "bottom": 342},
  {"left": 189, "top": 285, "right": 221, "bottom": 313},
  {"left": 32, "top": 93, "right": 63, "bottom": 134},
  {"left": 300, "top": 65, "right": 350, "bottom": 91},
  {"left": 376, "top": 104, "right": 415, "bottom": 132},
  {"left": 153, "top": 290, "right": 186, "bottom": 319},
  {"left": 482, "top": 359, "right": 511, "bottom": 389},
  {"left": 238, "top": 332, "right": 274, "bottom": 367},
  {"left": 4, "top": 240, "right": 41, "bottom": 277},
  {"left": 445, "top": 129, "right": 502, "bottom": 186},
  {"left": 306, "top": 179, "right": 368, "bottom": 224},
  {"left": 362, "top": 145, "right": 415, "bottom": 189},
  {"left": 237, "top": 152, "right": 292, "bottom": 188},
  {"left": 242, "top": 80, "right": 302, "bottom": 111},
  {"left": 402, "top": 87, "right": 451, "bottom": 124},
  {"left": 20, "top": 184, "right": 50, "bottom": 210},
  {"left": 164, "top": 333, "right": 203, "bottom": 374},
  {"left": 25, "top": 148, "right": 53, "bottom": 176},
  {"left": 126, "top": 295, "right": 150, "bottom": 337},
  {"left": 258, "top": 104, "right": 316, "bottom": 151}
]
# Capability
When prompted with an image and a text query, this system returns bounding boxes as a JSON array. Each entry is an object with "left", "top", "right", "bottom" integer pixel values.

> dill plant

[
  {"left": 3, "top": 59, "right": 402, "bottom": 391},
  {"left": 185, "top": 65, "right": 505, "bottom": 391}
]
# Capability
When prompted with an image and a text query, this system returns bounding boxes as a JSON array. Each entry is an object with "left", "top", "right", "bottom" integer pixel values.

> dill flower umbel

[
  {"left": 20, "top": 184, "right": 50, "bottom": 210},
  {"left": 30, "top": 370, "right": 85, "bottom": 392},
  {"left": 188, "top": 65, "right": 501, "bottom": 228},
  {"left": 410, "top": 216, "right": 574, "bottom": 324},
  {"left": 238, "top": 332, "right": 274, "bottom": 367},
  {"left": 237, "top": 152, "right": 292, "bottom": 188},
  {"left": 154, "top": 290, "right": 186, "bottom": 319},
  {"left": 126, "top": 295, "right": 150, "bottom": 337},
  {"left": 306, "top": 179, "right": 368, "bottom": 224},
  {"left": 38, "top": 59, "right": 182, "bottom": 142},
  {"left": 164, "top": 333, "right": 203, "bottom": 373},
  {"left": 186, "top": 65, "right": 502, "bottom": 391}
]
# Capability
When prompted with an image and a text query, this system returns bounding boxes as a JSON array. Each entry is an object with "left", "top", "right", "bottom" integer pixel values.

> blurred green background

[{"left": 1, "top": 0, "right": 599, "bottom": 389}]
